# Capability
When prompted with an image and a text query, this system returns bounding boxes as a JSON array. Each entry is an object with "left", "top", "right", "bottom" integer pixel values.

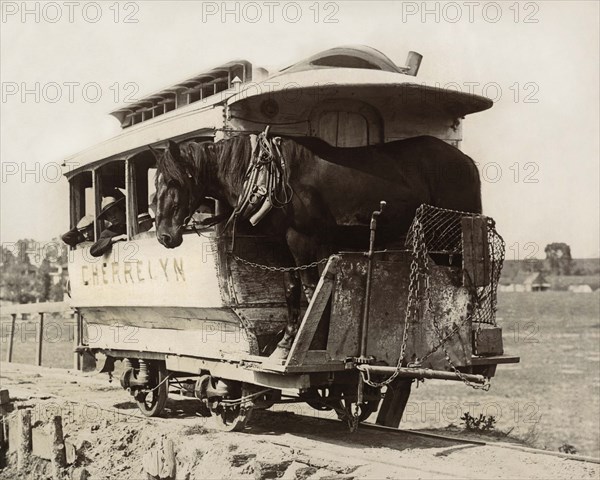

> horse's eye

[{"left": 168, "top": 188, "right": 179, "bottom": 206}]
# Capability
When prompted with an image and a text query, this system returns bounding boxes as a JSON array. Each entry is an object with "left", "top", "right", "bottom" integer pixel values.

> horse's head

[{"left": 153, "top": 140, "right": 204, "bottom": 248}]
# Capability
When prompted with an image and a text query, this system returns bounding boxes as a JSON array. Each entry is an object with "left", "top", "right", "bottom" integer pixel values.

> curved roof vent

[{"left": 281, "top": 45, "right": 421, "bottom": 76}]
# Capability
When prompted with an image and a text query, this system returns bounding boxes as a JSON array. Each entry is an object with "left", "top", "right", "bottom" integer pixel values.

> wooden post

[
  {"left": 285, "top": 257, "right": 338, "bottom": 366},
  {"left": 6, "top": 314, "right": 16, "bottom": 363},
  {"left": 17, "top": 409, "right": 32, "bottom": 470},
  {"left": 92, "top": 170, "right": 103, "bottom": 240},
  {"left": 50, "top": 415, "right": 66, "bottom": 479},
  {"left": 126, "top": 159, "right": 138, "bottom": 240},
  {"left": 462, "top": 216, "right": 491, "bottom": 287},
  {"left": 73, "top": 311, "right": 81, "bottom": 371},
  {"left": 0, "top": 389, "right": 12, "bottom": 416},
  {"left": 36, "top": 313, "right": 44, "bottom": 366},
  {"left": 143, "top": 438, "right": 176, "bottom": 480}
]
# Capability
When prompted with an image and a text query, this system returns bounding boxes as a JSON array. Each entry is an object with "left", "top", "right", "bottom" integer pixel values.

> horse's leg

[
  {"left": 269, "top": 227, "right": 321, "bottom": 360},
  {"left": 271, "top": 270, "right": 301, "bottom": 356},
  {"left": 285, "top": 270, "right": 302, "bottom": 321},
  {"left": 286, "top": 227, "right": 321, "bottom": 301}
]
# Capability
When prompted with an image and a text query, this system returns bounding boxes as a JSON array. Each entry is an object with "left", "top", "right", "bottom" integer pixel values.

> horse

[{"left": 152, "top": 134, "right": 482, "bottom": 358}]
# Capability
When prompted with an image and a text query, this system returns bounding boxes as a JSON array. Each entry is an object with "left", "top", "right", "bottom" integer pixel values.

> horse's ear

[{"left": 168, "top": 140, "right": 180, "bottom": 158}]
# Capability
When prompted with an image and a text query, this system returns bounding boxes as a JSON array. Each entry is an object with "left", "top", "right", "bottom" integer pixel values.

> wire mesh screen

[{"left": 406, "top": 204, "right": 505, "bottom": 325}]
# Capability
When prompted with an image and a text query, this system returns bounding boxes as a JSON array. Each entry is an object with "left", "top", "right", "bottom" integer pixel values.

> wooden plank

[
  {"left": 36, "top": 313, "right": 44, "bottom": 366},
  {"left": 86, "top": 323, "right": 253, "bottom": 359},
  {"left": 8, "top": 415, "right": 18, "bottom": 452},
  {"left": 473, "top": 327, "right": 504, "bottom": 355},
  {"left": 327, "top": 255, "right": 377, "bottom": 362},
  {"left": 462, "top": 216, "right": 490, "bottom": 287},
  {"left": 69, "top": 236, "right": 226, "bottom": 310},
  {"left": 164, "top": 354, "right": 314, "bottom": 390},
  {"left": 32, "top": 427, "right": 52, "bottom": 460},
  {"left": 285, "top": 256, "right": 339, "bottom": 367},
  {"left": 376, "top": 378, "right": 412, "bottom": 428},
  {"left": 227, "top": 236, "right": 291, "bottom": 305},
  {"left": 6, "top": 314, "right": 16, "bottom": 362},
  {"left": 462, "top": 217, "right": 475, "bottom": 284}
]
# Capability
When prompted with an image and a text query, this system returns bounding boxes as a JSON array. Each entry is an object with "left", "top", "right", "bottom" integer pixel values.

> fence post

[
  {"left": 50, "top": 415, "right": 67, "bottom": 478},
  {"left": 17, "top": 409, "right": 32, "bottom": 470},
  {"left": 6, "top": 313, "right": 16, "bottom": 363},
  {"left": 36, "top": 312, "right": 44, "bottom": 366},
  {"left": 73, "top": 311, "right": 81, "bottom": 371}
]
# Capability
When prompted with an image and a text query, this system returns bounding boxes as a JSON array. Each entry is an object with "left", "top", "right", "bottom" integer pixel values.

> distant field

[
  {"left": 1, "top": 292, "right": 599, "bottom": 457},
  {"left": 406, "top": 291, "right": 600, "bottom": 457}
]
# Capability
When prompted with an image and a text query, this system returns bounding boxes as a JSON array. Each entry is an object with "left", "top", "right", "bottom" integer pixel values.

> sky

[{"left": 1, "top": 0, "right": 599, "bottom": 259}]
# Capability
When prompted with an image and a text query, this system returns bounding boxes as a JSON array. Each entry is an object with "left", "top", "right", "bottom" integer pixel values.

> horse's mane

[
  {"left": 214, "top": 135, "right": 316, "bottom": 192},
  {"left": 157, "top": 134, "right": 313, "bottom": 194},
  {"left": 214, "top": 136, "right": 253, "bottom": 192},
  {"left": 156, "top": 141, "right": 216, "bottom": 188},
  {"left": 156, "top": 144, "right": 189, "bottom": 187}
]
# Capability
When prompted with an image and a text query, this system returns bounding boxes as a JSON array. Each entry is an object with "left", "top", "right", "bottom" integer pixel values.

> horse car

[{"left": 65, "top": 46, "right": 519, "bottom": 430}]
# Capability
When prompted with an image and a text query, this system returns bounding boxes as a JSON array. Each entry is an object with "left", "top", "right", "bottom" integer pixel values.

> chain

[
  {"left": 359, "top": 206, "right": 491, "bottom": 390},
  {"left": 417, "top": 270, "right": 477, "bottom": 367},
  {"left": 231, "top": 254, "right": 329, "bottom": 272},
  {"left": 440, "top": 340, "right": 489, "bottom": 390},
  {"left": 430, "top": 293, "right": 491, "bottom": 391},
  {"left": 414, "top": 323, "right": 461, "bottom": 366},
  {"left": 359, "top": 218, "right": 427, "bottom": 388},
  {"left": 348, "top": 408, "right": 360, "bottom": 433}
]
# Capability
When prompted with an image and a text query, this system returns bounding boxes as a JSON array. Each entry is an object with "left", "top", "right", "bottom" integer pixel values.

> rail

[{"left": 1, "top": 302, "right": 82, "bottom": 370}]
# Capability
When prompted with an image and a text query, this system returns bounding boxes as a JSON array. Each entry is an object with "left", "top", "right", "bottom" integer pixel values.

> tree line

[{"left": 0, "top": 239, "right": 68, "bottom": 304}]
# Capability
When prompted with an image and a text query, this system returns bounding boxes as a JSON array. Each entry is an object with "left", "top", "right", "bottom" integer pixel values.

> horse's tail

[
  {"left": 467, "top": 153, "right": 483, "bottom": 214},
  {"left": 413, "top": 136, "right": 483, "bottom": 214}
]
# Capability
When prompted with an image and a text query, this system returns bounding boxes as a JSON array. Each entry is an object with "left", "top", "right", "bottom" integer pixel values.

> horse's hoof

[{"left": 267, "top": 346, "right": 290, "bottom": 362}]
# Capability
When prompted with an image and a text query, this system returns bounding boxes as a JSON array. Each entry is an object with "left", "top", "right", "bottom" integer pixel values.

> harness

[{"left": 225, "top": 126, "right": 293, "bottom": 230}]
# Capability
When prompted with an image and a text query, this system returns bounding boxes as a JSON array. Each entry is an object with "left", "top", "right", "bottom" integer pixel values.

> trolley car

[{"left": 65, "top": 46, "right": 519, "bottom": 430}]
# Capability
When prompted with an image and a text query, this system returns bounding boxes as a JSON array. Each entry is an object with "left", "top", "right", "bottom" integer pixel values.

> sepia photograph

[{"left": 0, "top": 1, "right": 598, "bottom": 479}]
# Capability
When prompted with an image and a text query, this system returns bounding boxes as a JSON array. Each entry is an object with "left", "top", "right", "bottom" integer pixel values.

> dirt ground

[{"left": 1, "top": 363, "right": 598, "bottom": 480}]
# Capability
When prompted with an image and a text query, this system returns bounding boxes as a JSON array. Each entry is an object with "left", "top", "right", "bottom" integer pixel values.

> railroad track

[
  {"left": 305, "top": 415, "right": 600, "bottom": 465},
  {"left": 7, "top": 385, "right": 600, "bottom": 468}
]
